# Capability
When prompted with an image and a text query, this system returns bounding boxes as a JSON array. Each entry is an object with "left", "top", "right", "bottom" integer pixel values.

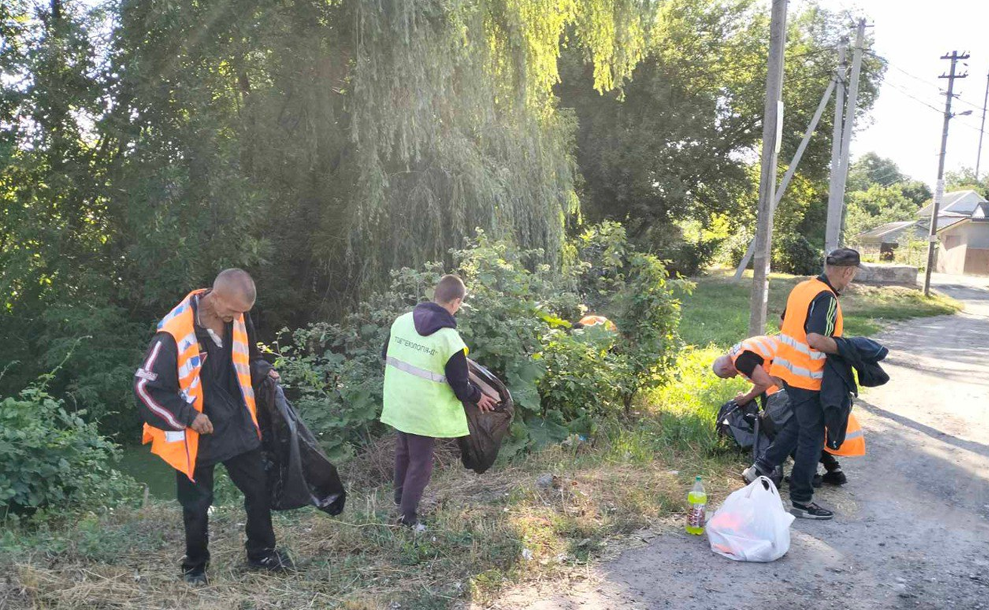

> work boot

[
  {"left": 821, "top": 468, "right": 847, "bottom": 486},
  {"left": 181, "top": 565, "right": 209, "bottom": 586},
  {"left": 790, "top": 501, "right": 834, "bottom": 520},
  {"left": 248, "top": 549, "right": 295, "bottom": 573}
]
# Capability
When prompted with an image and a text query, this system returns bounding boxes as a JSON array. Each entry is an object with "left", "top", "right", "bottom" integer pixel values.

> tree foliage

[
  {"left": 559, "top": 0, "right": 885, "bottom": 266},
  {"left": 1, "top": 0, "right": 656, "bottom": 436}
]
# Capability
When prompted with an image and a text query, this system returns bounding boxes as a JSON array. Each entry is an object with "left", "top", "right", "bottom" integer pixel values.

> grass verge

[
  {"left": 0, "top": 275, "right": 961, "bottom": 609},
  {"left": 679, "top": 269, "right": 961, "bottom": 348}
]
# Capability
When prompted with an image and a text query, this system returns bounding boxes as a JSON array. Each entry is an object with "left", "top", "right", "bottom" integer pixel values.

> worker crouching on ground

[
  {"left": 380, "top": 274, "right": 498, "bottom": 530},
  {"left": 712, "top": 335, "right": 782, "bottom": 409},
  {"left": 134, "top": 269, "right": 292, "bottom": 586},
  {"left": 742, "top": 248, "right": 862, "bottom": 520},
  {"left": 574, "top": 314, "right": 617, "bottom": 332},
  {"left": 713, "top": 336, "right": 850, "bottom": 489}
]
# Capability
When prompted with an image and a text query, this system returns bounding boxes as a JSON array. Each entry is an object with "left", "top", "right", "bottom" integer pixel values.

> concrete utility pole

[
  {"left": 825, "top": 20, "right": 866, "bottom": 253},
  {"left": 976, "top": 70, "right": 989, "bottom": 181},
  {"left": 924, "top": 51, "right": 970, "bottom": 297},
  {"left": 748, "top": 0, "right": 788, "bottom": 336},
  {"left": 824, "top": 38, "right": 848, "bottom": 254}
]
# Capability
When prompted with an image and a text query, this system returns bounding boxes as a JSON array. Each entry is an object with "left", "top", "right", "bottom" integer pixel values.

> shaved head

[
  {"left": 712, "top": 355, "right": 737, "bottom": 379},
  {"left": 213, "top": 268, "right": 256, "bottom": 309}
]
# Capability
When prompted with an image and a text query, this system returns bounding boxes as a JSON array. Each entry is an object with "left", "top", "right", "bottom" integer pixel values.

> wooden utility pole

[
  {"left": 976, "top": 70, "right": 989, "bottom": 181},
  {"left": 748, "top": 0, "right": 788, "bottom": 336},
  {"left": 923, "top": 51, "right": 969, "bottom": 297}
]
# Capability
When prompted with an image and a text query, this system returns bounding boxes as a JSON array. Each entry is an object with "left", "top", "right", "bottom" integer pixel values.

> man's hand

[
  {"left": 476, "top": 393, "right": 498, "bottom": 412},
  {"left": 191, "top": 413, "right": 213, "bottom": 435},
  {"left": 268, "top": 369, "right": 280, "bottom": 381},
  {"left": 807, "top": 332, "right": 839, "bottom": 355},
  {"left": 734, "top": 392, "right": 752, "bottom": 406}
]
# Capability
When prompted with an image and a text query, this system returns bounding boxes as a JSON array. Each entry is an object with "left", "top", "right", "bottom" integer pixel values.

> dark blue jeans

[{"left": 756, "top": 385, "right": 826, "bottom": 504}]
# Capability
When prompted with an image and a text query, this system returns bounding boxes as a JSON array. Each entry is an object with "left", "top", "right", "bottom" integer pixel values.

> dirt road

[{"left": 487, "top": 275, "right": 989, "bottom": 610}]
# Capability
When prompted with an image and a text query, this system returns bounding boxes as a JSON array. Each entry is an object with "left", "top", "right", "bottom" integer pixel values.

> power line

[
  {"left": 868, "top": 51, "right": 986, "bottom": 111},
  {"left": 883, "top": 81, "right": 946, "bottom": 115},
  {"left": 883, "top": 80, "right": 989, "bottom": 138}
]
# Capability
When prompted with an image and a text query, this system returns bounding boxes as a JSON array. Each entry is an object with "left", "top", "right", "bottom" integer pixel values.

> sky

[{"left": 830, "top": 0, "right": 989, "bottom": 186}]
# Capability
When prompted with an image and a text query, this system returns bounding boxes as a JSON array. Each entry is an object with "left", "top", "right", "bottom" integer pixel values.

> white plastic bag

[{"left": 706, "top": 476, "right": 795, "bottom": 562}]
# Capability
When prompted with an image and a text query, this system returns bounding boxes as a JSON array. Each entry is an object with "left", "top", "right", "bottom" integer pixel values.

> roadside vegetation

[{"left": 1, "top": 261, "right": 960, "bottom": 609}]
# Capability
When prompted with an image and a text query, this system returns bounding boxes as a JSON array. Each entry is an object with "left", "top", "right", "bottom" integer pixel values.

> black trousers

[
  {"left": 394, "top": 431, "right": 436, "bottom": 524},
  {"left": 176, "top": 448, "right": 276, "bottom": 572},
  {"left": 758, "top": 386, "right": 826, "bottom": 504}
]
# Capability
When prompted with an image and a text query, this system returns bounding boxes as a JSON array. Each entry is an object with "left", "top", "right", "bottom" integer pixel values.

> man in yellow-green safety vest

[{"left": 381, "top": 274, "right": 497, "bottom": 528}]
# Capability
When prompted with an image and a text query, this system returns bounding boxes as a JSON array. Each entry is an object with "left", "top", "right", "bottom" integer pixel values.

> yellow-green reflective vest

[{"left": 381, "top": 312, "right": 469, "bottom": 438}]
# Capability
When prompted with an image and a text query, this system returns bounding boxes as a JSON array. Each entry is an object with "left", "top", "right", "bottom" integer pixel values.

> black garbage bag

[
  {"left": 255, "top": 376, "right": 346, "bottom": 515},
  {"left": 715, "top": 399, "right": 770, "bottom": 454},
  {"left": 759, "top": 389, "right": 793, "bottom": 439},
  {"left": 457, "top": 359, "right": 515, "bottom": 474}
]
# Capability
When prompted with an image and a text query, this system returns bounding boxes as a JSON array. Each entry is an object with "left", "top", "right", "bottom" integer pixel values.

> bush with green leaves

[
  {"left": 773, "top": 233, "right": 821, "bottom": 275},
  {"left": 274, "top": 224, "right": 683, "bottom": 460},
  {"left": 0, "top": 384, "right": 140, "bottom": 517}
]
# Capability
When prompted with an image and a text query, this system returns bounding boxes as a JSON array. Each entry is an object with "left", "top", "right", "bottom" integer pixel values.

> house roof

[
  {"left": 935, "top": 216, "right": 969, "bottom": 232},
  {"left": 856, "top": 220, "right": 918, "bottom": 242},
  {"left": 912, "top": 214, "right": 974, "bottom": 235},
  {"left": 916, "top": 190, "right": 988, "bottom": 218}
]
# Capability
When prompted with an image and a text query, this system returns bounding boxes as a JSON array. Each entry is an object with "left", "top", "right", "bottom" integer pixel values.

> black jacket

[
  {"left": 821, "top": 337, "right": 889, "bottom": 450},
  {"left": 134, "top": 294, "right": 270, "bottom": 466}
]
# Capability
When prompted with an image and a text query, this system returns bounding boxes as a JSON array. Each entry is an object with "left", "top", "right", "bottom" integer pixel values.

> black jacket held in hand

[
  {"left": 822, "top": 337, "right": 889, "bottom": 451},
  {"left": 381, "top": 302, "right": 482, "bottom": 405},
  {"left": 255, "top": 373, "right": 346, "bottom": 515}
]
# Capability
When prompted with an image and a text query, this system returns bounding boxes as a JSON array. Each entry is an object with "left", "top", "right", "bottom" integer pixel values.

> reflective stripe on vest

[
  {"left": 141, "top": 289, "right": 260, "bottom": 481},
  {"left": 386, "top": 355, "right": 448, "bottom": 384},
  {"left": 772, "top": 356, "right": 825, "bottom": 380},
  {"left": 777, "top": 333, "right": 827, "bottom": 360},
  {"left": 770, "top": 278, "right": 843, "bottom": 391}
]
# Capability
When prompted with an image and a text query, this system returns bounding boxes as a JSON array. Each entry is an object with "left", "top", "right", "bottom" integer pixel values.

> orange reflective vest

[
  {"left": 771, "top": 278, "right": 843, "bottom": 391},
  {"left": 579, "top": 315, "right": 617, "bottom": 332},
  {"left": 825, "top": 412, "right": 865, "bottom": 456},
  {"left": 141, "top": 289, "right": 260, "bottom": 480},
  {"left": 728, "top": 335, "right": 781, "bottom": 396}
]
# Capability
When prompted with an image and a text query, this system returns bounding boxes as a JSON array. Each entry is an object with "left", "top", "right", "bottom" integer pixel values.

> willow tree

[{"left": 109, "top": 0, "right": 656, "bottom": 326}]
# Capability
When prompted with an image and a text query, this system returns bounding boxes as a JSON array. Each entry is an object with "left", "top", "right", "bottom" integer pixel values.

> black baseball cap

[{"left": 825, "top": 247, "right": 862, "bottom": 268}]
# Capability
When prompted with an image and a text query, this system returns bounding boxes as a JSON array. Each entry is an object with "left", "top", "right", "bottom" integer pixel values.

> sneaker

[
  {"left": 790, "top": 501, "right": 834, "bottom": 520},
  {"left": 821, "top": 469, "right": 847, "bottom": 486},
  {"left": 248, "top": 550, "right": 295, "bottom": 573},
  {"left": 744, "top": 464, "right": 783, "bottom": 489},
  {"left": 397, "top": 516, "right": 427, "bottom": 533},
  {"left": 741, "top": 464, "right": 762, "bottom": 484},
  {"left": 181, "top": 567, "right": 209, "bottom": 586}
]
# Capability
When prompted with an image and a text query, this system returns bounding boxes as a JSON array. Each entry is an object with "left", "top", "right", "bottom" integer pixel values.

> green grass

[
  {"left": 678, "top": 269, "right": 961, "bottom": 349},
  {"left": 117, "top": 444, "right": 176, "bottom": 499}
]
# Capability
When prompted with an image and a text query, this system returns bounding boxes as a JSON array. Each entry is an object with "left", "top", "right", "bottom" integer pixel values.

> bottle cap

[{"left": 695, "top": 476, "right": 701, "bottom": 481}]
